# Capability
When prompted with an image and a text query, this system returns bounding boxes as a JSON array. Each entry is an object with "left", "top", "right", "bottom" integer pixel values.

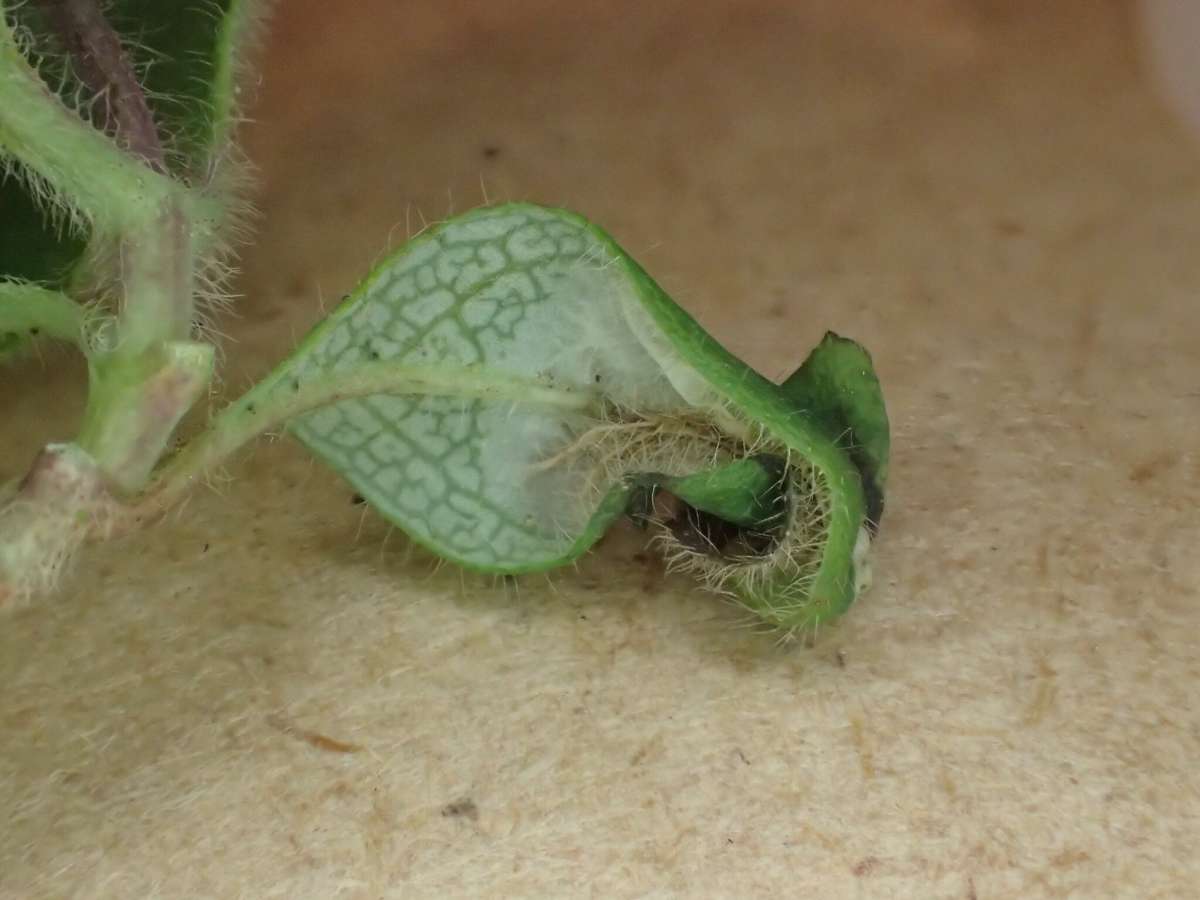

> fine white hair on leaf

[{"left": 532, "top": 400, "right": 836, "bottom": 634}]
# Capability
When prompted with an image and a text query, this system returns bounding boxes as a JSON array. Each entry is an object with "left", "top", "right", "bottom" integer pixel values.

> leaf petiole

[
  {"left": 129, "top": 361, "right": 603, "bottom": 521},
  {"left": 0, "top": 279, "right": 86, "bottom": 352}
]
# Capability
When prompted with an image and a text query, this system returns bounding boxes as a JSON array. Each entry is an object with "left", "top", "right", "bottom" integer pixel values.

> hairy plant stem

[
  {"left": 0, "top": 11, "right": 191, "bottom": 235},
  {"left": 34, "top": 0, "right": 167, "bottom": 171},
  {"left": 0, "top": 4, "right": 220, "bottom": 491},
  {"left": 0, "top": 0, "right": 281, "bottom": 604},
  {"left": 78, "top": 341, "right": 215, "bottom": 491}
]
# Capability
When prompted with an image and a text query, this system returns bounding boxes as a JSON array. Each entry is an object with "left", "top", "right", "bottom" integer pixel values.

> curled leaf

[{"left": 266, "top": 204, "right": 889, "bottom": 634}]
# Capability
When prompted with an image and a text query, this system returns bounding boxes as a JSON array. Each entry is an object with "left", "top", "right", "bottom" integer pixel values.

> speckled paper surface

[{"left": 2, "top": 1, "right": 1197, "bottom": 896}]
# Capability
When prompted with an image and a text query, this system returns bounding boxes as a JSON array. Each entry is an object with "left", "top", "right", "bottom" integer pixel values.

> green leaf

[
  {"left": 780, "top": 332, "right": 890, "bottom": 529},
  {"left": 0, "top": 280, "right": 87, "bottom": 363},
  {"left": 661, "top": 456, "right": 785, "bottom": 529},
  {"left": 267, "top": 204, "right": 888, "bottom": 633}
]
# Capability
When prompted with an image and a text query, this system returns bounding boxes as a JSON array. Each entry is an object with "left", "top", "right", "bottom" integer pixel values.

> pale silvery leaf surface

[{"left": 275, "top": 204, "right": 715, "bottom": 572}]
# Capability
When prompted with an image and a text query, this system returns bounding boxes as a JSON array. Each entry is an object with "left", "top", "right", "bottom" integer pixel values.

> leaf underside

[
  {"left": 279, "top": 204, "right": 706, "bottom": 573},
  {"left": 276, "top": 203, "right": 890, "bottom": 628}
]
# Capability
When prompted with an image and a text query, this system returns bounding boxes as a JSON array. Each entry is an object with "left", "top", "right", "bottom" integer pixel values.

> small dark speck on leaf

[
  {"left": 482, "top": 145, "right": 501, "bottom": 159},
  {"left": 735, "top": 748, "right": 751, "bottom": 765},
  {"left": 579, "top": 613, "right": 588, "bottom": 621},
  {"left": 351, "top": 494, "right": 366, "bottom": 505},
  {"left": 442, "top": 797, "right": 478, "bottom": 821},
  {"left": 29, "top": 327, "right": 40, "bottom": 336},
  {"left": 202, "top": 543, "right": 210, "bottom": 554}
]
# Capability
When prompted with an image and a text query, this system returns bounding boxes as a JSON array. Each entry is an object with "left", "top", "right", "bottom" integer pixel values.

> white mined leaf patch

[{"left": 278, "top": 205, "right": 692, "bottom": 571}]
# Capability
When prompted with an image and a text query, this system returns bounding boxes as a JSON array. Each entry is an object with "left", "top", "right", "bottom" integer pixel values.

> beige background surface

[{"left": 2, "top": 1, "right": 1198, "bottom": 897}]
